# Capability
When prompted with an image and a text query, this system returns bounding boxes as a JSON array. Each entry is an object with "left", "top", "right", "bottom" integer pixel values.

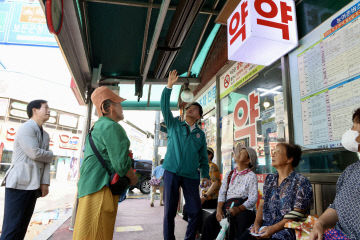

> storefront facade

[
  {"left": 0, "top": 98, "right": 83, "bottom": 181},
  {"left": 193, "top": 0, "right": 360, "bottom": 215}
]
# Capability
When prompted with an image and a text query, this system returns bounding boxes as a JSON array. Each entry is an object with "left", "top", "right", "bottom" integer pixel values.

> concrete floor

[{"left": 49, "top": 197, "right": 188, "bottom": 240}]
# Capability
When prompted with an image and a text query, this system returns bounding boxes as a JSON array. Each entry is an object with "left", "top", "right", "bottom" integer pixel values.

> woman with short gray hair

[{"left": 201, "top": 144, "right": 258, "bottom": 239}]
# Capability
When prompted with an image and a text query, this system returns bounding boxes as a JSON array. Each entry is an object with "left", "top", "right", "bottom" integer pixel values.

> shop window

[
  {"left": 296, "top": 150, "right": 359, "bottom": 173},
  {"left": 201, "top": 109, "right": 217, "bottom": 164},
  {"left": 296, "top": 0, "right": 352, "bottom": 38},
  {"left": 220, "top": 60, "right": 284, "bottom": 174},
  {"left": 0, "top": 150, "right": 12, "bottom": 178}
]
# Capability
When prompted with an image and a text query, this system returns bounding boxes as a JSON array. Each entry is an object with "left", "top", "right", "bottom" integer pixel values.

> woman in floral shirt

[{"left": 239, "top": 143, "right": 313, "bottom": 240}]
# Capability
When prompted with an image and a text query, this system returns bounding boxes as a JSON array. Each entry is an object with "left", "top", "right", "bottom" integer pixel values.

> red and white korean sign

[
  {"left": 233, "top": 91, "right": 260, "bottom": 147},
  {"left": 227, "top": 0, "right": 298, "bottom": 66}
]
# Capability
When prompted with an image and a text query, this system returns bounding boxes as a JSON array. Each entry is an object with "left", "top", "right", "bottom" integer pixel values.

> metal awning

[{"left": 44, "top": 0, "right": 227, "bottom": 110}]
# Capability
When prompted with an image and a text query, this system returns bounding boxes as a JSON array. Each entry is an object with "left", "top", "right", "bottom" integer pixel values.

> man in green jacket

[{"left": 162, "top": 70, "right": 210, "bottom": 240}]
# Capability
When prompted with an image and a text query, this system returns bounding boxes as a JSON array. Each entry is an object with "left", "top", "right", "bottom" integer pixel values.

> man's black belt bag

[{"left": 88, "top": 128, "right": 129, "bottom": 195}]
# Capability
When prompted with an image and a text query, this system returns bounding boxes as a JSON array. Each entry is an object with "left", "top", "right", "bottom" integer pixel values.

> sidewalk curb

[{"left": 33, "top": 210, "right": 73, "bottom": 240}]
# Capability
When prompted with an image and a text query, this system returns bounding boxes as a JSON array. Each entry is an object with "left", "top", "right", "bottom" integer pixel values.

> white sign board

[
  {"left": 220, "top": 61, "right": 263, "bottom": 99},
  {"left": 227, "top": 0, "right": 298, "bottom": 66}
]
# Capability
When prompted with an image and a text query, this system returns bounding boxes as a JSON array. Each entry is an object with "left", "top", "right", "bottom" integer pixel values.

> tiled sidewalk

[{"left": 49, "top": 198, "right": 187, "bottom": 240}]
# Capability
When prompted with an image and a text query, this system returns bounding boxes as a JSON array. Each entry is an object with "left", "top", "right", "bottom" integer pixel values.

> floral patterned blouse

[
  {"left": 262, "top": 171, "right": 313, "bottom": 240},
  {"left": 329, "top": 160, "right": 360, "bottom": 239}
]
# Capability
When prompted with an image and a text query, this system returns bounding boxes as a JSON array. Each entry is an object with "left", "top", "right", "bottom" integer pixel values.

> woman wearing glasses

[{"left": 239, "top": 143, "right": 313, "bottom": 240}]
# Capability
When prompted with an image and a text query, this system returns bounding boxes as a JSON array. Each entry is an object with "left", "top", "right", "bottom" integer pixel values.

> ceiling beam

[
  {"left": 140, "top": 0, "right": 171, "bottom": 99},
  {"left": 140, "top": 0, "right": 154, "bottom": 107},
  {"left": 99, "top": 77, "right": 200, "bottom": 85},
  {"left": 86, "top": 0, "right": 219, "bottom": 15},
  {"left": 186, "top": 0, "right": 220, "bottom": 77},
  {"left": 154, "top": 0, "right": 206, "bottom": 79},
  {"left": 140, "top": 0, "right": 153, "bottom": 75}
]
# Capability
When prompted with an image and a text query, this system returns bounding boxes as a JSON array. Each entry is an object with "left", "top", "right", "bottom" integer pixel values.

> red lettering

[
  {"left": 241, "top": 1, "right": 248, "bottom": 24},
  {"left": 280, "top": 1, "right": 292, "bottom": 23},
  {"left": 254, "top": 0, "right": 278, "bottom": 18},
  {"left": 229, "top": 12, "right": 240, "bottom": 36},
  {"left": 249, "top": 92, "right": 260, "bottom": 124},
  {"left": 229, "top": 1, "right": 248, "bottom": 45},
  {"left": 257, "top": 19, "right": 290, "bottom": 40},
  {"left": 234, "top": 99, "right": 248, "bottom": 128},
  {"left": 234, "top": 125, "right": 257, "bottom": 147}
]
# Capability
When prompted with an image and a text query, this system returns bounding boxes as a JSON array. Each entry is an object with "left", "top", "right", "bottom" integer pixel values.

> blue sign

[
  {"left": 0, "top": 2, "right": 11, "bottom": 42},
  {"left": 0, "top": 1, "right": 57, "bottom": 47},
  {"left": 197, "top": 84, "right": 216, "bottom": 112},
  {"left": 331, "top": 1, "right": 360, "bottom": 27}
]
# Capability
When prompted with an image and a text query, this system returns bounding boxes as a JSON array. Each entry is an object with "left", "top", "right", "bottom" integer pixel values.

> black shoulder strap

[{"left": 88, "top": 127, "right": 112, "bottom": 177}]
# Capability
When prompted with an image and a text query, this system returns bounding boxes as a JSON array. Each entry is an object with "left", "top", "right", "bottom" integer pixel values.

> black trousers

[
  {"left": 163, "top": 170, "right": 201, "bottom": 240},
  {"left": 197, "top": 199, "right": 218, "bottom": 234},
  {"left": 0, "top": 188, "right": 38, "bottom": 240},
  {"left": 201, "top": 209, "right": 255, "bottom": 240}
]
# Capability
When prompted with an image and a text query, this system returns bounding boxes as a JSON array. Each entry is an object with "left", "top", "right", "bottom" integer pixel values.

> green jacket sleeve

[
  {"left": 199, "top": 137, "right": 210, "bottom": 179},
  {"left": 101, "top": 122, "right": 131, "bottom": 177},
  {"left": 161, "top": 87, "right": 176, "bottom": 129}
]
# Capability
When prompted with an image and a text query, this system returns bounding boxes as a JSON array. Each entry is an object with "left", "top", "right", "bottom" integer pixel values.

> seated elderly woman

[
  {"left": 239, "top": 143, "right": 313, "bottom": 240},
  {"left": 310, "top": 108, "right": 360, "bottom": 240},
  {"left": 201, "top": 144, "right": 258, "bottom": 240}
]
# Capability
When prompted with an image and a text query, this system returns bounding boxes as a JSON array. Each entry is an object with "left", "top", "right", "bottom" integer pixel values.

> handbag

[
  {"left": 88, "top": 128, "right": 129, "bottom": 195},
  {"left": 284, "top": 215, "right": 317, "bottom": 240},
  {"left": 149, "top": 178, "right": 161, "bottom": 186}
]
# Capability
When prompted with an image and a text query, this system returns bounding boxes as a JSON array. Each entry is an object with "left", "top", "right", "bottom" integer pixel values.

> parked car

[{"left": 130, "top": 159, "right": 152, "bottom": 194}]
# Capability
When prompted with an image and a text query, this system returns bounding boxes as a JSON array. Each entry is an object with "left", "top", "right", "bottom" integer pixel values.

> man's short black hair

[
  {"left": 353, "top": 108, "right": 360, "bottom": 123},
  {"left": 186, "top": 102, "right": 203, "bottom": 118},
  {"left": 160, "top": 159, "right": 164, "bottom": 165},
  {"left": 27, "top": 100, "right": 47, "bottom": 118}
]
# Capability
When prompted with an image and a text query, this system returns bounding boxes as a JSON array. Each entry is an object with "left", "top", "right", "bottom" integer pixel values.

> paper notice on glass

[
  {"left": 274, "top": 94, "right": 285, "bottom": 124},
  {"left": 222, "top": 151, "right": 232, "bottom": 174},
  {"left": 221, "top": 113, "right": 234, "bottom": 151}
]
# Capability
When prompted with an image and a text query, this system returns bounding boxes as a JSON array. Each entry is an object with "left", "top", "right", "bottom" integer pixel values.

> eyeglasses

[{"left": 271, "top": 149, "right": 280, "bottom": 155}]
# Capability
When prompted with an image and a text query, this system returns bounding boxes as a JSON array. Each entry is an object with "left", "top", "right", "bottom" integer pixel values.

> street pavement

[
  {"left": 0, "top": 179, "right": 77, "bottom": 240},
  {"left": 49, "top": 190, "right": 188, "bottom": 240},
  {"left": 0, "top": 183, "right": 188, "bottom": 239}
]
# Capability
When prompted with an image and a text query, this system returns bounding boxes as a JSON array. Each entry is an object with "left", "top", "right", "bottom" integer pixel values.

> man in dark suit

[{"left": 1, "top": 99, "right": 53, "bottom": 240}]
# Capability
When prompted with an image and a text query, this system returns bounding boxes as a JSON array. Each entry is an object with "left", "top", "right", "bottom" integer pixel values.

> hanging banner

[{"left": 220, "top": 61, "right": 263, "bottom": 99}]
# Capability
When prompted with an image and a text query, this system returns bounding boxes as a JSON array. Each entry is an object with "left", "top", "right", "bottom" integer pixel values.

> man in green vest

[{"left": 161, "top": 70, "right": 210, "bottom": 240}]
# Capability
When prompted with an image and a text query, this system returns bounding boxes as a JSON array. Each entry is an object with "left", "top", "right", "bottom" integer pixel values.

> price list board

[{"left": 290, "top": 1, "right": 360, "bottom": 149}]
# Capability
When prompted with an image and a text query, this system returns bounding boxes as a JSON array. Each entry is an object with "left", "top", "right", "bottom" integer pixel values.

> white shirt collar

[{"left": 185, "top": 121, "right": 196, "bottom": 131}]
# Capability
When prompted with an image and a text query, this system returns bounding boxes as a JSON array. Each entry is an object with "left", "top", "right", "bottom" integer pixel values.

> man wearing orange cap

[
  {"left": 161, "top": 70, "right": 210, "bottom": 240},
  {"left": 73, "top": 86, "right": 137, "bottom": 240}
]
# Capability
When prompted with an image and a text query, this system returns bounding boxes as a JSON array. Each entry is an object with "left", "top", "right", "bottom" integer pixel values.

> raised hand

[{"left": 167, "top": 70, "right": 179, "bottom": 88}]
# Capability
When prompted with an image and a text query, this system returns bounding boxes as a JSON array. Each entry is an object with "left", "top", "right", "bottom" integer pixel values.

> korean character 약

[{"left": 254, "top": 0, "right": 293, "bottom": 40}]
